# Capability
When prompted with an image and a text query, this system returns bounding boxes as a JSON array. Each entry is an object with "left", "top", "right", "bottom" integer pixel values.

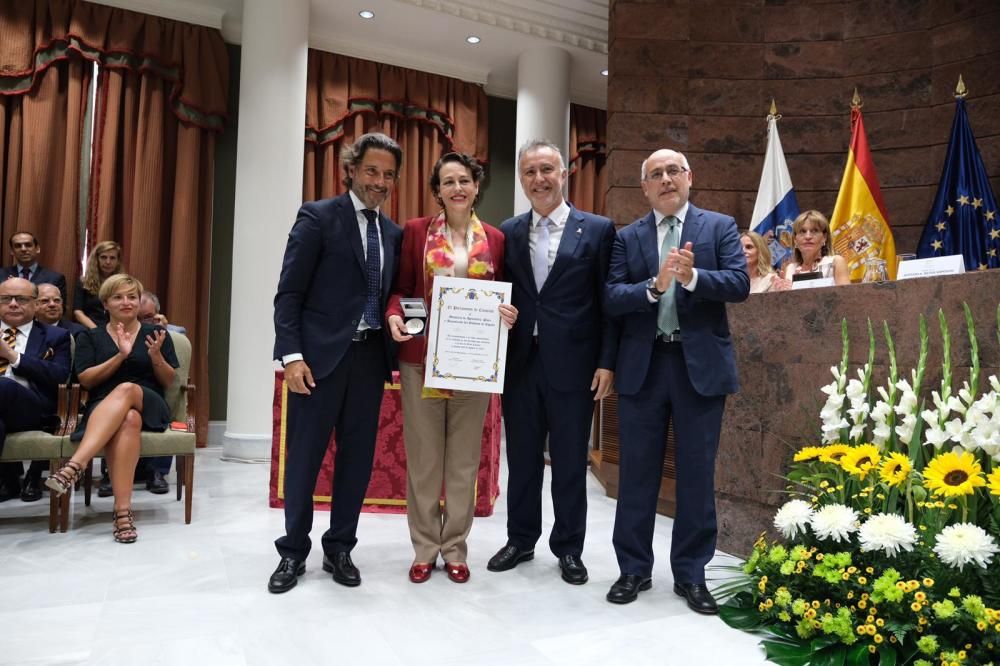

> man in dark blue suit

[
  {"left": 3, "top": 232, "right": 68, "bottom": 303},
  {"left": 0, "top": 277, "right": 72, "bottom": 501},
  {"left": 488, "top": 140, "right": 618, "bottom": 585},
  {"left": 604, "top": 149, "right": 749, "bottom": 612},
  {"left": 268, "top": 133, "right": 403, "bottom": 594}
]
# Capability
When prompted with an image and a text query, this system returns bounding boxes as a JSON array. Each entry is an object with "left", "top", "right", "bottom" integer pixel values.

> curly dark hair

[
  {"left": 340, "top": 132, "right": 403, "bottom": 189},
  {"left": 429, "top": 152, "right": 485, "bottom": 209}
]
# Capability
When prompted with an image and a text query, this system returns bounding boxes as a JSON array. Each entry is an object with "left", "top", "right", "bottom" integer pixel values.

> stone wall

[{"left": 607, "top": 0, "right": 1000, "bottom": 255}]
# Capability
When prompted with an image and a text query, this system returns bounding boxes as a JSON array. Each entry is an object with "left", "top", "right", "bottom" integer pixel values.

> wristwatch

[{"left": 646, "top": 277, "right": 664, "bottom": 298}]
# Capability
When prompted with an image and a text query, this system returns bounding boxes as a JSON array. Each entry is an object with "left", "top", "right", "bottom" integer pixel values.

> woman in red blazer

[{"left": 387, "top": 152, "right": 516, "bottom": 584}]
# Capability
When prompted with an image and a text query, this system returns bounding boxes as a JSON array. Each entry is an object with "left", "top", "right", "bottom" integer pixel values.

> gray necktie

[
  {"left": 532, "top": 217, "right": 551, "bottom": 291},
  {"left": 657, "top": 216, "right": 680, "bottom": 335}
]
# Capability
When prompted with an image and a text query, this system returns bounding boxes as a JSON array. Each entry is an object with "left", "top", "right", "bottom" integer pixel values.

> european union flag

[{"left": 916, "top": 97, "right": 1000, "bottom": 270}]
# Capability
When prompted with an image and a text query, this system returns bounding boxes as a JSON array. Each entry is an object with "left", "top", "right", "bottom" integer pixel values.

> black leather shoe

[
  {"left": 267, "top": 557, "right": 306, "bottom": 594},
  {"left": 558, "top": 555, "right": 588, "bottom": 584},
  {"left": 606, "top": 574, "right": 652, "bottom": 604},
  {"left": 20, "top": 474, "right": 42, "bottom": 502},
  {"left": 146, "top": 470, "right": 169, "bottom": 494},
  {"left": 322, "top": 552, "right": 361, "bottom": 587},
  {"left": 0, "top": 477, "right": 19, "bottom": 502},
  {"left": 487, "top": 544, "right": 534, "bottom": 572},
  {"left": 674, "top": 582, "right": 719, "bottom": 615},
  {"left": 97, "top": 473, "right": 113, "bottom": 498}
]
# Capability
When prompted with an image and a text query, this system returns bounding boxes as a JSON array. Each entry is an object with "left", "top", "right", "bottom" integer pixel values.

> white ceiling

[{"left": 89, "top": 0, "right": 610, "bottom": 108}]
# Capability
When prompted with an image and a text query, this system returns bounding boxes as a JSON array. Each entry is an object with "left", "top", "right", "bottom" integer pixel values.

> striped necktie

[{"left": 0, "top": 327, "right": 18, "bottom": 375}]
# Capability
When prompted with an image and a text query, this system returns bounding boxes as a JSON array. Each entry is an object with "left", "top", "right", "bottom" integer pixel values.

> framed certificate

[{"left": 423, "top": 275, "right": 511, "bottom": 394}]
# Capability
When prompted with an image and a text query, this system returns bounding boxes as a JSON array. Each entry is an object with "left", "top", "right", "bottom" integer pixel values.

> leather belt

[
  {"left": 352, "top": 328, "right": 381, "bottom": 342},
  {"left": 655, "top": 332, "right": 682, "bottom": 344}
]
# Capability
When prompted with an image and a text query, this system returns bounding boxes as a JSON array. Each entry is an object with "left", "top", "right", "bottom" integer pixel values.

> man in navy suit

[
  {"left": 0, "top": 277, "right": 72, "bottom": 501},
  {"left": 604, "top": 149, "right": 749, "bottom": 612},
  {"left": 487, "top": 140, "right": 618, "bottom": 585},
  {"left": 268, "top": 133, "right": 404, "bottom": 594},
  {"left": 3, "top": 232, "right": 68, "bottom": 303}
]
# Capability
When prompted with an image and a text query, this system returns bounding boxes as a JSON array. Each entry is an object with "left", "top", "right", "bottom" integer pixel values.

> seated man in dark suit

[
  {"left": 0, "top": 278, "right": 72, "bottom": 502},
  {"left": 3, "top": 232, "right": 68, "bottom": 303}
]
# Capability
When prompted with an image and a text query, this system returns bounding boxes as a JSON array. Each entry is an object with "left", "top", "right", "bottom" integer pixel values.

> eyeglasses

[
  {"left": 0, "top": 295, "right": 33, "bottom": 305},
  {"left": 644, "top": 166, "right": 689, "bottom": 181}
]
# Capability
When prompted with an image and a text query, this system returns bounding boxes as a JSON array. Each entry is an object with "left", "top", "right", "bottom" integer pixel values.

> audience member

[
  {"left": 35, "top": 283, "right": 85, "bottom": 336},
  {"left": 46, "top": 274, "right": 179, "bottom": 543},
  {"left": 782, "top": 210, "right": 850, "bottom": 286},
  {"left": 741, "top": 231, "right": 790, "bottom": 294},
  {"left": 138, "top": 291, "right": 186, "bottom": 335},
  {"left": 386, "top": 152, "right": 516, "bottom": 584},
  {"left": 0, "top": 278, "right": 72, "bottom": 502},
  {"left": 3, "top": 232, "right": 68, "bottom": 303},
  {"left": 74, "top": 240, "right": 123, "bottom": 329}
]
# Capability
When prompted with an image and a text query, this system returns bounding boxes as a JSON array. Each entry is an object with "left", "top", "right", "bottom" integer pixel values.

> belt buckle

[
  {"left": 352, "top": 330, "right": 366, "bottom": 342},
  {"left": 658, "top": 332, "right": 681, "bottom": 344}
]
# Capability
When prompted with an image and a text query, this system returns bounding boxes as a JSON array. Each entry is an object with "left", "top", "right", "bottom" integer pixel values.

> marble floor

[{"left": 0, "top": 446, "right": 768, "bottom": 666}]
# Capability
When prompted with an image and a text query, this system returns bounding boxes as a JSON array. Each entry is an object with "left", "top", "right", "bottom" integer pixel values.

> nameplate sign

[
  {"left": 791, "top": 272, "right": 836, "bottom": 290},
  {"left": 896, "top": 255, "right": 966, "bottom": 281}
]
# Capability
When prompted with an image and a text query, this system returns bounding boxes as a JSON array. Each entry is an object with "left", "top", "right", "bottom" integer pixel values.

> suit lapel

[
  {"left": 378, "top": 215, "right": 396, "bottom": 301},
  {"left": 543, "top": 206, "right": 585, "bottom": 288},
  {"left": 639, "top": 212, "right": 660, "bottom": 277},
  {"left": 508, "top": 213, "right": 535, "bottom": 295},
  {"left": 340, "top": 195, "right": 366, "bottom": 275},
  {"left": 680, "top": 205, "right": 706, "bottom": 248},
  {"left": 23, "top": 322, "right": 44, "bottom": 361}
]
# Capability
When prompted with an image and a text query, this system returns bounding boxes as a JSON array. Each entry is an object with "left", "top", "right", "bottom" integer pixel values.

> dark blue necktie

[{"left": 362, "top": 209, "right": 381, "bottom": 328}]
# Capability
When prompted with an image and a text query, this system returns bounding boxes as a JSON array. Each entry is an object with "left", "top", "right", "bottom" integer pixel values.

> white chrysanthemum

[
  {"left": 858, "top": 513, "right": 919, "bottom": 557},
  {"left": 810, "top": 504, "right": 859, "bottom": 542},
  {"left": 773, "top": 499, "right": 814, "bottom": 540},
  {"left": 933, "top": 523, "right": 999, "bottom": 570}
]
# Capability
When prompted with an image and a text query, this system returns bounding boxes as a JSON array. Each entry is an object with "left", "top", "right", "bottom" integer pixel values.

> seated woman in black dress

[
  {"left": 74, "top": 240, "right": 123, "bottom": 329},
  {"left": 46, "top": 274, "right": 178, "bottom": 543}
]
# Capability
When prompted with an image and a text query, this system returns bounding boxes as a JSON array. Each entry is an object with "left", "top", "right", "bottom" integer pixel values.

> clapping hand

[
  {"left": 113, "top": 321, "right": 136, "bottom": 357},
  {"left": 145, "top": 328, "right": 167, "bottom": 358}
]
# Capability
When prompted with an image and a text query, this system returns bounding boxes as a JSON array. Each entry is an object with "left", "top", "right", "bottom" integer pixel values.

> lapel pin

[{"left": 576, "top": 227, "right": 582, "bottom": 235}]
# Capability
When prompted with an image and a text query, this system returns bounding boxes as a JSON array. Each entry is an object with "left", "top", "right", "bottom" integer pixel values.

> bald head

[
  {"left": 640, "top": 149, "right": 693, "bottom": 217},
  {"left": 35, "top": 282, "right": 64, "bottom": 325},
  {"left": 0, "top": 277, "right": 38, "bottom": 327}
]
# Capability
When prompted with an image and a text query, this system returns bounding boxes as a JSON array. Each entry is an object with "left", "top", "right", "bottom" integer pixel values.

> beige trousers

[{"left": 399, "top": 361, "right": 490, "bottom": 564}]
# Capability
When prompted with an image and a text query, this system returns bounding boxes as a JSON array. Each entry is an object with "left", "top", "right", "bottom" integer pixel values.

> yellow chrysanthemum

[
  {"left": 880, "top": 452, "right": 913, "bottom": 487},
  {"left": 988, "top": 468, "right": 1000, "bottom": 497},
  {"left": 841, "top": 444, "right": 881, "bottom": 480},
  {"left": 922, "top": 450, "right": 987, "bottom": 498},
  {"left": 794, "top": 446, "right": 827, "bottom": 462},
  {"left": 819, "top": 444, "right": 852, "bottom": 464}
]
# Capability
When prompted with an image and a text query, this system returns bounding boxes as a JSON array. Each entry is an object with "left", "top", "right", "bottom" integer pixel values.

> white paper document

[{"left": 423, "top": 276, "right": 511, "bottom": 394}]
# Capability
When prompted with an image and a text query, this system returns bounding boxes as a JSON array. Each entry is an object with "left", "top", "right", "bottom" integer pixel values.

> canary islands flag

[
  {"left": 830, "top": 106, "right": 897, "bottom": 280},
  {"left": 750, "top": 114, "right": 800, "bottom": 268},
  {"left": 916, "top": 97, "right": 1000, "bottom": 271}
]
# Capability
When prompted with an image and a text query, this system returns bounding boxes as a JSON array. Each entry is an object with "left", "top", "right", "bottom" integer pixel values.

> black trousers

[
  {"left": 501, "top": 346, "right": 595, "bottom": 558},
  {"left": 613, "top": 341, "right": 725, "bottom": 583},
  {"left": 0, "top": 379, "right": 45, "bottom": 482},
  {"left": 275, "top": 336, "right": 387, "bottom": 561}
]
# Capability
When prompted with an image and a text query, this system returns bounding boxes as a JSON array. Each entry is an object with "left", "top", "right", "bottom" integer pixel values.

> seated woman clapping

[
  {"left": 782, "top": 210, "right": 850, "bottom": 286},
  {"left": 45, "top": 275, "right": 179, "bottom": 543},
  {"left": 741, "top": 230, "right": 790, "bottom": 293}
]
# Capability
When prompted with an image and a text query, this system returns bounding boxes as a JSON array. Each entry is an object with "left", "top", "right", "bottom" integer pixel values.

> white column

[
  {"left": 513, "top": 45, "right": 571, "bottom": 214},
  {"left": 223, "top": 0, "right": 309, "bottom": 461}
]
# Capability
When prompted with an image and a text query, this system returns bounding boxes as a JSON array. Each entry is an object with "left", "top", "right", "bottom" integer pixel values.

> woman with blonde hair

[
  {"left": 782, "top": 210, "right": 850, "bottom": 286},
  {"left": 741, "top": 231, "right": 790, "bottom": 293},
  {"left": 47, "top": 274, "right": 178, "bottom": 543},
  {"left": 74, "top": 240, "right": 123, "bottom": 328}
]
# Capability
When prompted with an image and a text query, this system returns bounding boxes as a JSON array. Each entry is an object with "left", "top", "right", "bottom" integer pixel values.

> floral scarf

[{"left": 421, "top": 211, "right": 495, "bottom": 399}]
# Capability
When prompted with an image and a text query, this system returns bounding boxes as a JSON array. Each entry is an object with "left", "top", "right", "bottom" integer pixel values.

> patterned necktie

[
  {"left": 20, "top": 267, "right": 30, "bottom": 280},
  {"left": 361, "top": 209, "right": 382, "bottom": 329},
  {"left": 0, "top": 327, "right": 18, "bottom": 375},
  {"left": 532, "top": 216, "right": 551, "bottom": 291},
  {"left": 657, "top": 216, "right": 680, "bottom": 336}
]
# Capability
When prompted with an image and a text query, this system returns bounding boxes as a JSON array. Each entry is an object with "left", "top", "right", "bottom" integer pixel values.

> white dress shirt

[{"left": 2, "top": 319, "right": 33, "bottom": 390}]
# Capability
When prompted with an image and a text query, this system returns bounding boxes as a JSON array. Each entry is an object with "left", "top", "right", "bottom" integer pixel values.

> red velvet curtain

[
  {"left": 303, "top": 50, "right": 488, "bottom": 225},
  {"left": 569, "top": 104, "right": 608, "bottom": 216}
]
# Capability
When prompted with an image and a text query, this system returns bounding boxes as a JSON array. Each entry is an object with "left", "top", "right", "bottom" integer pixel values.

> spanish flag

[{"left": 830, "top": 103, "right": 897, "bottom": 280}]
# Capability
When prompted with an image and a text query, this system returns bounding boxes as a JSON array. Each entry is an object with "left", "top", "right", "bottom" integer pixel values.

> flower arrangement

[{"left": 720, "top": 305, "right": 1000, "bottom": 665}]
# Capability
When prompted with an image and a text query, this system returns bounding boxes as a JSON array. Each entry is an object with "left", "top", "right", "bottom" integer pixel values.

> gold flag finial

[
  {"left": 769, "top": 98, "right": 777, "bottom": 116},
  {"left": 851, "top": 88, "right": 862, "bottom": 109},
  {"left": 955, "top": 74, "right": 968, "bottom": 99}
]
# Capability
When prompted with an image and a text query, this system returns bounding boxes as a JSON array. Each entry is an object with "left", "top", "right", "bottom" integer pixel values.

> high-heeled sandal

[
  {"left": 44, "top": 460, "right": 84, "bottom": 496},
  {"left": 112, "top": 509, "right": 137, "bottom": 544}
]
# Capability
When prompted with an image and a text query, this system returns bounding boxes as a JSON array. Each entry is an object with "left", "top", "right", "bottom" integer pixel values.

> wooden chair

[{"left": 67, "top": 331, "right": 196, "bottom": 530}]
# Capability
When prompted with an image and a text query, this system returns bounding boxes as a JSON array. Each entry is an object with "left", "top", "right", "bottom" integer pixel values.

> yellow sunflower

[
  {"left": 988, "top": 468, "right": 1000, "bottom": 497},
  {"left": 922, "top": 450, "right": 986, "bottom": 498},
  {"left": 879, "top": 452, "right": 913, "bottom": 487},
  {"left": 841, "top": 444, "right": 882, "bottom": 480},
  {"left": 819, "top": 444, "right": 852, "bottom": 464},
  {"left": 794, "top": 446, "right": 827, "bottom": 462}
]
